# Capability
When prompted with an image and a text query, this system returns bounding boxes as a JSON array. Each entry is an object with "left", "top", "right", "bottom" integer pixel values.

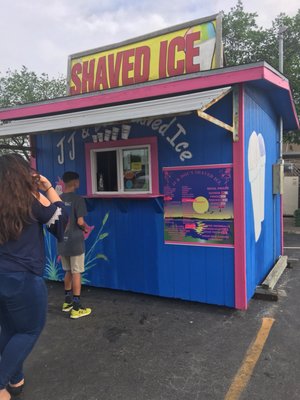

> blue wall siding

[
  {"left": 244, "top": 85, "right": 281, "bottom": 300},
  {"left": 37, "top": 94, "right": 235, "bottom": 307}
]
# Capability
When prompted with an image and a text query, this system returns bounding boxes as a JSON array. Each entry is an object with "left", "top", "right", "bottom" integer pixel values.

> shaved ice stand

[{"left": 0, "top": 14, "right": 298, "bottom": 309}]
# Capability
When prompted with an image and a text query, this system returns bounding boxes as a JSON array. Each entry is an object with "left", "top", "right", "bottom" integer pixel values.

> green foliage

[
  {"left": 222, "top": 0, "right": 269, "bottom": 65},
  {"left": 271, "top": 13, "right": 300, "bottom": 115},
  {"left": 43, "top": 228, "right": 64, "bottom": 282},
  {"left": 82, "top": 212, "right": 110, "bottom": 284},
  {"left": 1, "top": 5, "right": 299, "bottom": 143},
  {"left": 43, "top": 212, "right": 110, "bottom": 284},
  {"left": 0, "top": 66, "right": 66, "bottom": 107},
  {"left": 0, "top": 66, "right": 66, "bottom": 157},
  {"left": 222, "top": 0, "right": 300, "bottom": 143}
]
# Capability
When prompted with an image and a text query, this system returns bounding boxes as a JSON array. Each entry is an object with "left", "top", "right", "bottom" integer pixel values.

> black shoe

[{"left": 7, "top": 382, "right": 24, "bottom": 396}]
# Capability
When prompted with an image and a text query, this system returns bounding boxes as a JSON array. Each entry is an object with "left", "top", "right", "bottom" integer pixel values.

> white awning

[{"left": 0, "top": 87, "right": 231, "bottom": 137}]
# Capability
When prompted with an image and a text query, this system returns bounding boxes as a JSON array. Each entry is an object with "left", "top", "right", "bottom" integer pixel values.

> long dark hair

[{"left": 0, "top": 154, "right": 38, "bottom": 244}]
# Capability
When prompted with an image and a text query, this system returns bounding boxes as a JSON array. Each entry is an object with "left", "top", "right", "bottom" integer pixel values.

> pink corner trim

[
  {"left": 85, "top": 144, "right": 93, "bottom": 195},
  {"left": 263, "top": 69, "right": 299, "bottom": 129},
  {"left": 263, "top": 68, "right": 290, "bottom": 90},
  {"left": 233, "top": 84, "right": 247, "bottom": 310},
  {"left": 280, "top": 195, "right": 284, "bottom": 255},
  {"left": 84, "top": 194, "right": 163, "bottom": 199},
  {"left": 29, "top": 157, "right": 37, "bottom": 170},
  {"left": 29, "top": 136, "right": 37, "bottom": 170}
]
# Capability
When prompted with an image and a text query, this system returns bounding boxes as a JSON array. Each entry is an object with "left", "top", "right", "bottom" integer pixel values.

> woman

[{"left": 0, "top": 153, "right": 68, "bottom": 400}]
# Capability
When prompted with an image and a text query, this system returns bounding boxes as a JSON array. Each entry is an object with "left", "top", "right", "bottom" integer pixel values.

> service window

[{"left": 85, "top": 137, "right": 159, "bottom": 196}]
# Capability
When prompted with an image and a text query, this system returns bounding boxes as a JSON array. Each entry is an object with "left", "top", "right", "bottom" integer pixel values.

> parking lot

[{"left": 16, "top": 220, "right": 300, "bottom": 400}]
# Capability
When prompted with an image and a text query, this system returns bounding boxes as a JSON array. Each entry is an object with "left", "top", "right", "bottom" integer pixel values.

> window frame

[{"left": 85, "top": 137, "right": 159, "bottom": 197}]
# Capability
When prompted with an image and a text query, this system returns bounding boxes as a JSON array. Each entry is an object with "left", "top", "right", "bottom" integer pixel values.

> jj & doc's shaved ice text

[{"left": 135, "top": 117, "right": 192, "bottom": 162}]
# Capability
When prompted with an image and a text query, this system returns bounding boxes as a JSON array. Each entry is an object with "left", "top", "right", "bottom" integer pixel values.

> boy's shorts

[{"left": 60, "top": 254, "right": 85, "bottom": 273}]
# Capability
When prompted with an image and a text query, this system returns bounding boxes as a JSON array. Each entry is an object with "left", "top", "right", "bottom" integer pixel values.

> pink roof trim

[{"left": 0, "top": 64, "right": 295, "bottom": 123}]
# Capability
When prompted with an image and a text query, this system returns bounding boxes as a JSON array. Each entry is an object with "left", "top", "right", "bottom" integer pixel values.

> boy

[{"left": 58, "top": 171, "right": 91, "bottom": 319}]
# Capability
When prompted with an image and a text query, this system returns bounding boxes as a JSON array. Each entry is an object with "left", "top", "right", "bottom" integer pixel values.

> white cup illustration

[
  {"left": 248, "top": 131, "right": 267, "bottom": 242},
  {"left": 111, "top": 127, "right": 119, "bottom": 141},
  {"left": 97, "top": 132, "right": 104, "bottom": 142},
  {"left": 121, "top": 124, "right": 131, "bottom": 139},
  {"left": 92, "top": 135, "right": 98, "bottom": 143},
  {"left": 104, "top": 129, "right": 111, "bottom": 141}
]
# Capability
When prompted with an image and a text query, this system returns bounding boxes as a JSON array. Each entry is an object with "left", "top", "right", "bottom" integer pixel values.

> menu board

[{"left": 163, "top": 165, "right": 234, "bottom": 246}]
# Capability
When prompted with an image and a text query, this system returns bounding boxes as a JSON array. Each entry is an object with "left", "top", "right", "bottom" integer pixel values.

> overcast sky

[{"left": 0, "top": 0, "right": 298, "bottom": 78}]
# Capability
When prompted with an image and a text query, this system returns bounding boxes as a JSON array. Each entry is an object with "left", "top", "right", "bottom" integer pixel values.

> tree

[
  {"left": 222, "top": 0, "right": 269, "bottom": 65},
  {"left": 0, "top": 66, "right": 66, "bottom": 158},
  {"left": 222, "top": 1, "right": 300, "bottom": 142},
  {"left": 0, "top": 66, "right": 66, "bottom": 106},
  {"left": 270, "top": 13, "right": 300, "bottom": 119}
]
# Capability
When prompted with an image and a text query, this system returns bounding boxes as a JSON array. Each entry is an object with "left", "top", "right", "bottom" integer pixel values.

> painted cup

[
  {"left": 97, "top": 132, "right": 104, "bottom": 142},
  {"left": 111, "top": 127, "right": 119, "bottom": 141},
  {"left": 104, "top": 129, "right": 111, "bottom": 141},
  {"left": 121, "top": 124, "right": 131, "bottom": 139}
]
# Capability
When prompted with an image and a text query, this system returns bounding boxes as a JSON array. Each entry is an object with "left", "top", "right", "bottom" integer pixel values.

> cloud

[{"left": 0, "top": 0, "right": 298, "bottom": 77}]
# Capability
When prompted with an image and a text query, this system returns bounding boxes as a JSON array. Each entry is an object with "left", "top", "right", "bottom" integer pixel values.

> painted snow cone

[
  {"left": 248, "top": 131, "right": 261, "bottom": 242},
  {"left": 186, "top": 22, "right": 216, "bottom": 71}
]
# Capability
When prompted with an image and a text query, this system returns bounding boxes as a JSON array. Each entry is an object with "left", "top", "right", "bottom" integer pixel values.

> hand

[
  {"left": 34, "top": 174, "right": 52, "bottom": 192},
  {"left": 78, "top": 224, "right": 88, "bottom": 233}
]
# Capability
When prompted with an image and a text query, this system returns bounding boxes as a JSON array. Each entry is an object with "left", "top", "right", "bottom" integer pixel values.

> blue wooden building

[{"left": 0, "top": 56, "right": 298, "bottom": 309}]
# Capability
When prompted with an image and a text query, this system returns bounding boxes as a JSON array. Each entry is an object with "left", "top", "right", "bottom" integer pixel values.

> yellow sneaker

[
  {"left": 70, "top": 307, "right": 92, "bottom": 319},
  {"left": 62, "top": 302, "right": 73, "bottom": 312}
]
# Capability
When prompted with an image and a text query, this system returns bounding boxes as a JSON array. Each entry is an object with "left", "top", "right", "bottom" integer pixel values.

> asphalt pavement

[{"left": 14, "top": 218, "right": 300, "bottom": 400}]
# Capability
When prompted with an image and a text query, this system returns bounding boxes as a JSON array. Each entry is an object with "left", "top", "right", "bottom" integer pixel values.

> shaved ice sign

[
  {"left": 163, "top": 164, "right": 234, "bottom": 247},
  {"left": 67, "top": 15, "right": 222, "bottom": 95}
]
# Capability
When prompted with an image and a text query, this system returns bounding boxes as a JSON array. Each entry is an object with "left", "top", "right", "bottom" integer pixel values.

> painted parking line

[{"left": 224, "top": 317, "right": 275, "bottom": 400}]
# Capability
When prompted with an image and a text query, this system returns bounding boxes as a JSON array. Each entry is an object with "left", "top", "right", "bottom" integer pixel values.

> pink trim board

[
  {"left": 280, "top": 195, "right": 284, "bottom": 255},
  {"left": 0, "top": 64, "right": 298, "bottom": 130},
  {"left": 233, "top": 84, "right": 247, "bottom": 310},
  {"left": 29, "top": 157, "right": 37, "bottom": 170}
]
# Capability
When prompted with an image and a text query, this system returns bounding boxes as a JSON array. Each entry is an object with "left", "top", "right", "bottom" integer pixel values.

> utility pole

[
  {"left": 278, "top": 25, "right": 288, "bottom": 193},
  {"left": 278, "top": 25, "right": 288, "bottom": 73}
]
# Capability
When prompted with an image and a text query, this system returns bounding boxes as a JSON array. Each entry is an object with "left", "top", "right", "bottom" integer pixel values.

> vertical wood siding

[{"left": 37, "top": 93, "right": 235, "bottom": 307}]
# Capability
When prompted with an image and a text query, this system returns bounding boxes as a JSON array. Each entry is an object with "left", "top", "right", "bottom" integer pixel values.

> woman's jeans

[{"left": 0, "top": 271, "right": 47, "bottom": 389}]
